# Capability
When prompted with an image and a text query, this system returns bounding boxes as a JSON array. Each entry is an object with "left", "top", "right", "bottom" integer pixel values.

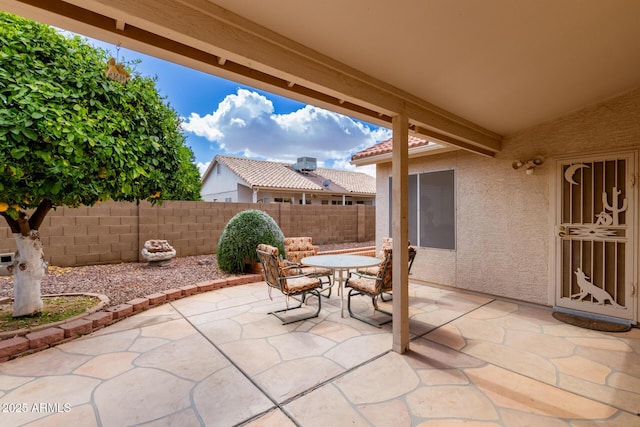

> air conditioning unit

[
  {"left": 0, "top": 253, "right": 14, "bottom": 276},
  {"left": 292, "top": 157, "right": 317, "bottom": 172}
]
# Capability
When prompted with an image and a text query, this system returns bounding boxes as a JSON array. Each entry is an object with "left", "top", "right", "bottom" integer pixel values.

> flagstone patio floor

[{"left": 0, "top": 281, "right": 638, "bottom": 426}]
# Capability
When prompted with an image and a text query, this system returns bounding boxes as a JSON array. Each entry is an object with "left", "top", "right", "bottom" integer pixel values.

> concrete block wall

[
  {"left": 7, "top": 203, "right": 140, "bottom": 268},
  {"left": 0, "top": 201, "right": 375, "bottom": 267},
  {"left": 290, "top": 204, "right": 372, "bottom": 245}
]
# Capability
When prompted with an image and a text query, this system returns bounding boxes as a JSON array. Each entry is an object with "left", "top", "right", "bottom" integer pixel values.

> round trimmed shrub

[{"left": 216, "top": 209, "right": 285, "bottom": 274}]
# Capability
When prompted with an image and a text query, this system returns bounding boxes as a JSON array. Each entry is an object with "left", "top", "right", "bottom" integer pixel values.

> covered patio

[
  {"left": 0, "top": 281, "right": 637, "bottom": 426},
  {"left": 5, "top": 0, "right": 640, "bottom": 353},
  {"left": 1, "top": 3, "right": 639, "bottom": 424}
]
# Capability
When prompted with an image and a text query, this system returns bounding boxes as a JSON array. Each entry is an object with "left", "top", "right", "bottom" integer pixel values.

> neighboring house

[
  {"left": 352, "top": 88, "right": 640, "bottom": 325},
  {"left": 201, "top": 155, "right": 376, "bottom": 205}
]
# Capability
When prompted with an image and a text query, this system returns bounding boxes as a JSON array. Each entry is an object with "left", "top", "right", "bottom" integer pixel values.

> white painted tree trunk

[{"left": 12, "top": 231, "right": 47, "bottom": 317}]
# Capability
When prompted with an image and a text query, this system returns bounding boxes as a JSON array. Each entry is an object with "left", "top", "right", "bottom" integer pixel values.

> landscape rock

[{"left": 141, "top": 240, "right": 176, "bottom": 266}]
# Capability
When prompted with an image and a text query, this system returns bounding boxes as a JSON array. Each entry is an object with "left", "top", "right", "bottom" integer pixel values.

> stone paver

[
  {"left": 335, "top": 352, "right": 420, "bottom": 403},
  {"left": 93, "top": 367, "right": 193, "bottom": 426},
  {"left": 467, "top": 364, "right": 617, "bottom": 419},
  {"left": 193, "top": 366, "right": 274, "bottom": 426},
  {"left": 72, "top": 352, "right": 138, "bottom": 379},
  {"left": 0, "top": 281, "right": 636, "bottom": 426}
]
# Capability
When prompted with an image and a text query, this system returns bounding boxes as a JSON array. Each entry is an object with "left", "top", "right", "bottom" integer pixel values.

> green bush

[{"left": 216, "top": 210, "right": 285, "bottom": 274}]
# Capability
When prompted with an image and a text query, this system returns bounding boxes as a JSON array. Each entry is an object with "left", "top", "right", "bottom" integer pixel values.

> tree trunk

[{"left": 11, "top": 231, "right": 47, "bottom": 317}]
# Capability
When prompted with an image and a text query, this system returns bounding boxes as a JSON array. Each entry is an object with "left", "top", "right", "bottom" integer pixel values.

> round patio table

[{"left": 301, "top": 254, "right": 380, "bottom": 317}]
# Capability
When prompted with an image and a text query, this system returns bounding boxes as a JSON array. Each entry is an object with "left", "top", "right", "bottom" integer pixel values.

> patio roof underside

[{"left": 5, "top": 0, "right": 640, "bottom": 157}]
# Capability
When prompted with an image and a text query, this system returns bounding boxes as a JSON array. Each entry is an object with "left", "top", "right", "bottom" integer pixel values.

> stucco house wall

[
  {"left": 376, "top": 88, "right": 640, "bottom": 306},
  {"left": 237, "top": 184, "right": 252, "bottom": 202},
  {"left": 201, "top": 163, "right": 248, "bottom": 202}
]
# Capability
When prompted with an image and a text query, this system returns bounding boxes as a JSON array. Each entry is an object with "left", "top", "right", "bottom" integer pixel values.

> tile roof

[
  {"left": 315, "top": 168, "right": 376, "bottom": 194},
  {"left": 216, "top": 155, "right": 322, "bottom": 190},
  {"left": 351, "top": 135, "right": 431, "bottom": 161},
  {"left": 211, "top": 155, "right": 376, "bottom": 194}
]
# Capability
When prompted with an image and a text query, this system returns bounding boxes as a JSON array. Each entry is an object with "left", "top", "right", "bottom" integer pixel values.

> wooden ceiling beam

[{"left": 412, "top": 126, "right": 497, "bottom": 158}]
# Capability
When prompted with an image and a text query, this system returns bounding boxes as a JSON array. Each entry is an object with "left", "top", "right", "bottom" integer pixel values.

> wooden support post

[{"left": 391, "top": 113, "right": 409, "bottom": 354}]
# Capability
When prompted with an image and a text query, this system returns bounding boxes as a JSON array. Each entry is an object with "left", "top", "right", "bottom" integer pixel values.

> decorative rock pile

[{"left": 141, "top": 240, "right": 176, "bottom": 267}]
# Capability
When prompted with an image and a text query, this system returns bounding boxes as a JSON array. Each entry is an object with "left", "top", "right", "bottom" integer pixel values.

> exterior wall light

[{"left": 512, "top": 156, "right": 544, "bottom": 175}]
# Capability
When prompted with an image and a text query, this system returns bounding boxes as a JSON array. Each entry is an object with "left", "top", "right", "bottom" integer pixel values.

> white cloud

[
  {"left": 331, "top": 159, "right": 376, "bottom": 178},
  {"left": 182, "top": 88, "right": 391, "bottom": 170},
  {"left": 197, "top": 161, "right": 210, "bottom": 177}
]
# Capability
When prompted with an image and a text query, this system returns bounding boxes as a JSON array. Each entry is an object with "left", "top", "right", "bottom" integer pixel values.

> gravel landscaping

[{"left": 0, "top": 241, "right": 374, "bottom": 307}]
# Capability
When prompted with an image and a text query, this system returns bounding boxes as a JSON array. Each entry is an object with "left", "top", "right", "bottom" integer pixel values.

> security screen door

[{"left": 555, "top": 153, "right": 636, "bottom": 321}]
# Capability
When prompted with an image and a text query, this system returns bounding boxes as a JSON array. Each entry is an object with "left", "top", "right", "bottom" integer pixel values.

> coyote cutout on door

[{"left": 572, "top": 268, "right": 626, "bottom": 309}]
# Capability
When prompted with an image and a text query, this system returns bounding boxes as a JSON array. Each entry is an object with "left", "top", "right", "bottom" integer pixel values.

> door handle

[{"left": 558, "top": 226, "right": 568, "bottom": 238}]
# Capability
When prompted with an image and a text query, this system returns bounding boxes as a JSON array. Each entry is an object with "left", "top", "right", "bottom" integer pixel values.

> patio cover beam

[{"left": 1, "top": 0, "right": 503, "bottom": 156}]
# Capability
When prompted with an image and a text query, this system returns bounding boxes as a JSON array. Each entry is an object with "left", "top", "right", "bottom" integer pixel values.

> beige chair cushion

[
  {"left": 348, "top": 249, "right": 392, "bottom": 295},
  {"left": 286, "top": 276, "right": 325, "bottom": 293},
  {"left": 283, "top": 237, "right": 318, "bottom": 263}
]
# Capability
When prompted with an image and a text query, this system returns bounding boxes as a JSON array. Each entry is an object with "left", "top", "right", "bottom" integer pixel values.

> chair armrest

[
  {"left": 286, "top": 271, "right": 318, "bottom": 280},
  {"left": 348, "top": 271, "right": 378, "bottom": 280},
  {"left": 280, "top": 263, "right": 303, "bottom": 275}
]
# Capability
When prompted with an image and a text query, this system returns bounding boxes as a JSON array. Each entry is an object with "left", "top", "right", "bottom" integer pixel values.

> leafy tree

[{"left": 0, "top": 13, "right": 202, "bottom": 316}]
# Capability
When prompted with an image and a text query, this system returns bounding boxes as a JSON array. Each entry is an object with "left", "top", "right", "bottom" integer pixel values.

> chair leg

[
  {"left": 319, "top": 274, "right": 332, "bottom": 298},
  {"left": 372, "top": 296, "right": 393, "bottom": 319},
  {"left": 305, "top": 276, "right": 331, "bottom": 302},
  {"left": 270, "top": 289, "right": 321, "bottom": 324},
  {"left": 306, "top": 274, "right": 332, "bottom": 298},
  {"left": 347, "top": 289, "right": 391, "bottom": 328},
  {"left": 380, "top": 292, "right": 392, "bottom": 302}
]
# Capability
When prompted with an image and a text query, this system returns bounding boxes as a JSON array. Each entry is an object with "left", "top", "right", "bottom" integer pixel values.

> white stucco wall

[
  {"left": 237, "top": 184, "right": 253, "bottom": 202},
  {"left": 378, "top": 88, "right": 640, "bottom": 306},
  {"left": 201, "top": 164, "right": 248, "bottom": 202}
]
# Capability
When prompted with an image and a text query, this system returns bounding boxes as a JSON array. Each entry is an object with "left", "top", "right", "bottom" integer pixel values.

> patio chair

[
  {"left": 256, "top": 244, "right": 323, "bottom": 324},
  {"left": 345, "top": 248, "right": 394, "bottom": 327},
  {"left": 360, "top": 238, "right": 416, "bottom": 302},
  {"left": 282, "top": 237, "right": 333, "bottom": 297},
  {"left": 357, "top": 237, "right": 393, "bottom": 275},
  {"left": 380, "top": 245, "right": 417, "bottom": 302}
]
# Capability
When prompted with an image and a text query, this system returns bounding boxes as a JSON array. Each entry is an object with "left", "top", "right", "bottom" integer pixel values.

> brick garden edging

[
  {"left": 0, "top": 292, "right": 110, "bottom": 340},
  {"left": 0, "top": 273, "right": 262, "bottom": 362}
]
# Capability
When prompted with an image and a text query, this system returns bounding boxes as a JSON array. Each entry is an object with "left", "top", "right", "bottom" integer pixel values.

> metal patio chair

[
  {"left": 380, "top": 245, "right": 416, "bottom": 302},
  {"left": 256, "top": 244, "right": 322, "bottom": 324},
  {"left": 345, "top": 248, "right": 394, "bottom": 327},
  {"left": 358, "top": 238, "right": 416, "bottom": 302},
  {"left": 282, "top": 237, "right": 333, "bottom": 297}
]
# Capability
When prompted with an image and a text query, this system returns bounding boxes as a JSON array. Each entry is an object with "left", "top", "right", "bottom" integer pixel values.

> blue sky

[{"left": 86, "top": 38, "right": 389, "bottom": 177}]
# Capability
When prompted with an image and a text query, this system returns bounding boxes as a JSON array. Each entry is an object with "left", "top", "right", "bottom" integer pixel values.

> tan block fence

[{"left": 0, "top": 201, "right": 375, "bottom": 267}]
